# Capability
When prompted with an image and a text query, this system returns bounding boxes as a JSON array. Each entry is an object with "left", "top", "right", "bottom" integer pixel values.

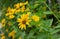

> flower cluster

[
  {"left": 1, "top": 1, "right": 40, "bottom": 30},
  {"left": 5, "top": 1, "right": 28, "bottom": 19},
  {"left": 0, "top": 0, "right": 60, "bottom": 39},
  {"left": 1, "top": 0, "right": 40, "bottom": 39}
]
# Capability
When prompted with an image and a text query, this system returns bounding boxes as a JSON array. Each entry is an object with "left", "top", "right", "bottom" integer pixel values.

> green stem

[{"left": 43, "top": 1, "right": 60, "bottom": 23}]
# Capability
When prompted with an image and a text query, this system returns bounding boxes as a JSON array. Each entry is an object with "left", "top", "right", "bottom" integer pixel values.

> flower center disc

[{"left": 22, "top": 20, "right": 26, "bottom": 24}]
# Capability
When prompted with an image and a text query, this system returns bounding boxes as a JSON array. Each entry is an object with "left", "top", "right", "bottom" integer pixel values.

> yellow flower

[
  {"left": 9, "top": 30, "right": 16, "bottom": 37},
  {"left": 1, "top": 35, "right": 5, "bottom": 39},
  {"left": 9, "top": 15, "right": 15, "bottom": 19},
  {"left": 9, "top": 8, "right": 16, "bottom": 13},
  {"left": 9, "top": 30, "right": 16, "bottom": 39},
  {"left": 1, "top": 19, "right": 6, "bottom": 27},
  {"left": 1, "top": 33, "right": 5, "bottom": 39},
  {"left": 24, "top": 1, "right": 28, "bottom": 5},
  {"left": 5, "top": 13, "right": 9, "bottom": 16},
  {"left": 7, "top": 7, "right": 11, "bottom": 12},
  {"left": 15, "top": 8, "right": 21, "bottom": 13},
  {"left": 17, "top": 13, "right": 31, "bottom": 30},
  {"left": 6, "top": 8, "right": 16, "bottom": 17},
  {"left": 14, "top": 3, "right": 20, "bottom": 9},
  {"left": 20, "top": 3, "right": 24, "bottom": 7},
  {"left": 21, "top": 6, "right": 25, "bottom": 12},
  {"left": 31, "top": 15, "right": 39, "bottom": 22},
  {"left": 7, "top": 7, "right": 15, "bottom": 14}
]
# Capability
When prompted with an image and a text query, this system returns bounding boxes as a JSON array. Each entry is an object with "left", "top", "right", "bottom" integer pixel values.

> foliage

[{"left": 0, "top": 0, "right": 60, "bottom": 39}]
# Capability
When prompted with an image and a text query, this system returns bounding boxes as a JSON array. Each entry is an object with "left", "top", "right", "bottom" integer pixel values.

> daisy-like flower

[
  {"left": 20, "top": 2, "right": 24, "bottom": 7},
  {"left": 5, "top": 7, "right": 16, "bottom": 17},
  {"left": 24, "top": 1, "right": 28, "bottom": 5},
  {"left": 31, "top": 15, "right": 39, "bottom": 22},
  {"left": 1, "top": 35, "right": 5, "bottom": 39},
  {"left": 8, "top": 30, "right": 16, "bottom": 39},
  {"left": 1, "top": 33, "right": 5, "bottom": 39},
  {"left": 21, "top": 6, "right": 25, "bottom": 12},
  {"left": 9, "top": 15, "right": 15, "bottom": 19},
  {"left": 1, "top": 19, "right": 6, "bottom": 27},
  {"left": 15, "top": 8, "right": 21, "bottom": 13},
  {"left": 17, "top": 13, "right": 31, "bottom": 30},
  {"left": 7, "top": 7, "right": 15, "bottom": 14},
  {"left": 7, "top": 7, "right": 11, "bottom": 12},
  {"left": 14, "top": 3, "right": 20, "bottom": 9}
]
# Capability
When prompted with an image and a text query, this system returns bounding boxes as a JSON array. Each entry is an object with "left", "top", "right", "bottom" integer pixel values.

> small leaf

[
  {"left": 54, "top": 25, "right": 60, "bottom": 29},
  {"left": 51, "top": 29, "right": 60, "bottom": 34},
  {"left": 44, "top": 11, "right": 53, "bottom": 14},
  {"left": 27, "top": 30, "right": 34, "bottom": 39}
]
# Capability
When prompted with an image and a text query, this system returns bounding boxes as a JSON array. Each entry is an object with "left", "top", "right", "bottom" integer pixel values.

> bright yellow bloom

[
  {"left": 6, "top": 8, "right": 16, "bottom": 16},
  {"left": 9, "top": 30, "right": 16, "bottom": 37},
  {"left": 9, "top": 8, "right": 16, "bottom": 14},
  {"left": 7, "top": 7, "right": 15, "bottom": 14},
  {"left": 9, "top": 30, "right": 16, "bottom": 39},
  {"left": 7, "top": 7, "right": 11, "bottom": 12},
  {"left": 31, "top": 15, "right": 39, "bottom": 22},
  {"left": 5, "top": 7, "right": 16, "bottom": 19},
  {"left": 24, "top": 1, "right": 28, "bottom": 5},
  {"left": 17, "top": 13, "right": 31, "bottom": 30},
  {"left": 1, "top": 19, "right": 6, "bottom": 27},
  {"left": 9, "top": 15, "right": 15, "bottom": 19},
  {"left": 1, "top": 35, "right": 5, "bottom": 39},
  {"left": 21, "top": 6, "right": 25, "bottom": 12},
  {"left": 5, "top": 13, "right": 9, "bottom": 16},
  {"left": 15, "top": 9, "right": 21, "bottom": 13},
  {"left": 20, "top": 3, "right": 24, "bottom": 7},
  {"left": 1, "top": 33, "right": 5, "bottom": 39},
  {"left": 14, "top": 3, "right": 20, "bottom": 9}
]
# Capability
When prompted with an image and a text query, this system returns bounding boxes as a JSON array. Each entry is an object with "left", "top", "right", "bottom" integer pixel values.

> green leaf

[
  {"left": 12, "top": 26, "right": 18, "bottom": 33},
  {"left": 48, "top": 19, "right": 53, "bottom": 26},
  {"left": 54, "top": 25, "right": 60, "bottom": 29},
  {"left": 21, "top": 31, "right": 26, "bottom": 39},
  {"left": 27, "top": 30, "right": 34, "bottom": 39},
  {"left": 37, "top": 33, "right": 48, "bottom": 39},
  {"left": 51, "top": 29, "right": 60, "bottom": 34},
  {"left": 43, "top": 11, "right": 53, "bottom": 14},
  {"left": 39, "top": 19, "right": 53, "bottom": 31}
]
